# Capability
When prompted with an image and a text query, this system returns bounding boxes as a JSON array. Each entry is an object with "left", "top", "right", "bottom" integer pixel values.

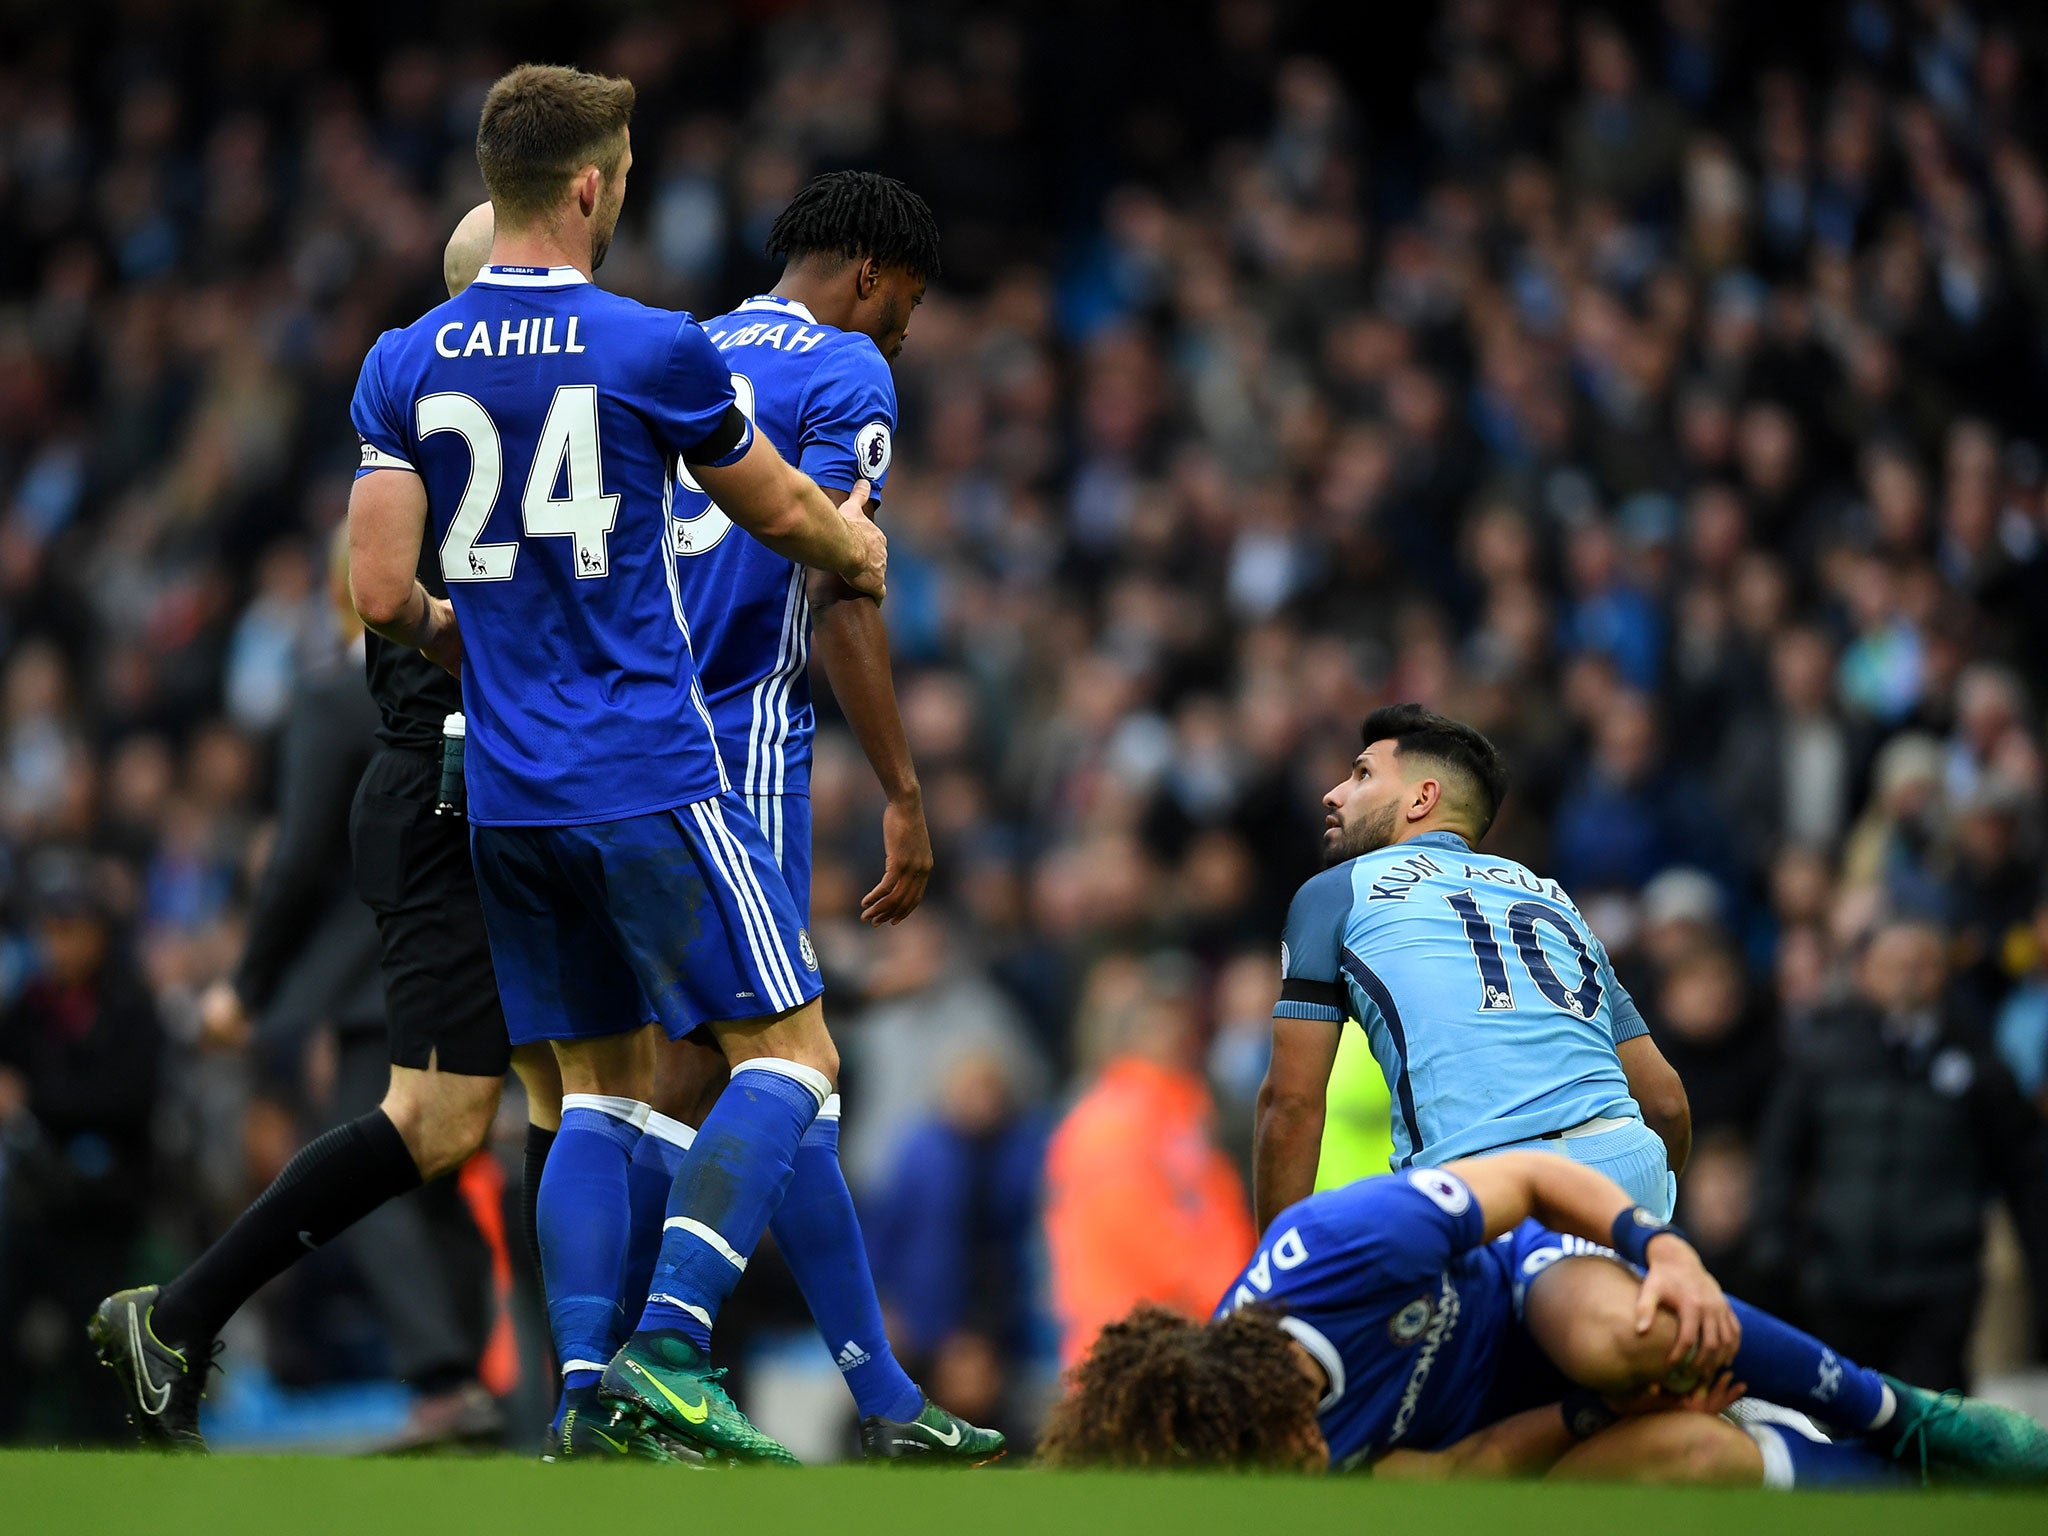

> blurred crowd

[{"left": 5, "top": 0, "right": 2048, "bottom": 1447}]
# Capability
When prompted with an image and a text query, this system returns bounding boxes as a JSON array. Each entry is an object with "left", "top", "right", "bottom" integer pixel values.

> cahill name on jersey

[
  {"left": 351, "top": 264, "right": 752, "bottom": 826},
  {"left": 1275, "top": 831, "right": 1649, "bottom": 1168},
  {"left": 668, "top": 294, "right": 897, "bottom": 834}
]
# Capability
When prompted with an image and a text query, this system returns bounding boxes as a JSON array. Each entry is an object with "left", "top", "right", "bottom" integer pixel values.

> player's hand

[
  {"left": 837, "top": 479, "right": 887, "bottom": 602},
  {"left": 1636, "top": 1232, "right": 1740, "bottom": 1381},
  {"left": 862, "top": 788, "right": 933, "bottom": 925},
  {"left": 198, "top": 979, "right": 252, "bottom": 1052},
  {"left": 418, "top": 593, "right": 464, "bottom": 677},
  {"left": 1605, "top": 1371, "right": 1746, "bottom": 1419}
]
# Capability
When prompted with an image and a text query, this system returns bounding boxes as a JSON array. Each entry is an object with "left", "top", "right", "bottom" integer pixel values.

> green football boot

[
  {"left": 860, "top": 1398, "right": 1007, "bottom": 1465},
  {"left": 87, "top": 1286, "right": 218, "bottom": 1451},
  {"left": 1882, "top": 1374, "right": 2048, "bottom": 1484},
  {"left": 600, "top": 1331, "right": 799, "bottom": 1466},
  {"left": 545, "top": 1397, "right": 711, "bottom": 1466}
]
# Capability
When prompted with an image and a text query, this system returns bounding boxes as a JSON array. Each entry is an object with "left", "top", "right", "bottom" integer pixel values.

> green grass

[{"left": 4, "top": 1453, "right": 2046, "bottom": 1536}]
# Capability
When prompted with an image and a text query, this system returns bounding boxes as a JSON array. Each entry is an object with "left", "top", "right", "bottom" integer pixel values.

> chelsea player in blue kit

[
  {"left": 1256, "top": 705, "right": 1692, "bottom": 1231},
  {"left": 346, "top": 65, "right": 891, "bottom": 1465},
  {"left": 625, "top": 173, "right": 1001, "bottom": 1462},
  {"left": 441, "top": 172, "right": 997, "bottom": 1460},
  {"left": 1042, "top": 1153, "right": 2048, "bottom": 1485}
]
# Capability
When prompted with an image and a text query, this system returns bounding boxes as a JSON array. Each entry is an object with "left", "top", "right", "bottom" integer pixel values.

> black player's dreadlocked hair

[
  {"left": 765, "top": 170, "right": 941, "bottom": 280},
  {"left": 1037, "top": 1305, "right": 1323, "bottom": 1471}
]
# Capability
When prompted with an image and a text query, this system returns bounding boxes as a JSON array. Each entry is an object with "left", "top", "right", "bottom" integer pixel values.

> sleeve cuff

[
  {"left": 358, "top": 442, "right": 414, "bottom": 473},
  {"left": 1273, "top": 1001, "right": 1345, "bottom": 1023}
]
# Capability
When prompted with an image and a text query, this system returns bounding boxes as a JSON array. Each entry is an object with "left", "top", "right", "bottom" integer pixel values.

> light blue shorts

[{"left": 1485, "top": 1118, "right": 1676, "bottom": 1220}]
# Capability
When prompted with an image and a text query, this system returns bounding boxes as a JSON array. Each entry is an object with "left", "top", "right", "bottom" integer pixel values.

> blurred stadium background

[{"left": 3, "top": 0, "right": 2048, "bottom": 1458}]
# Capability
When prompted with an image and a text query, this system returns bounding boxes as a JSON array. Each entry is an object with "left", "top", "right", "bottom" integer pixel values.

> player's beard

[
  {"left": 1324, "top": 799, "right": 1399, "bottom": 866},
  {"left": 590, "top": 188, "right": 623, "bottom": 271}
]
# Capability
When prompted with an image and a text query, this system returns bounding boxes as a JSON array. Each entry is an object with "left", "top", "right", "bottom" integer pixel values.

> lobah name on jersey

[
  {"left": 434, "top": 315, "right": 586, "bottom": 359},
  {"left": 706, "top": 320, "right": 830, "bottom": 355}
]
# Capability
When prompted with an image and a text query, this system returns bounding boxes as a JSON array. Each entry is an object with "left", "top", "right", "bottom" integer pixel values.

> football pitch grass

[{"left": 6, "top": 1453, "right": 2048, "bottom": 1535}]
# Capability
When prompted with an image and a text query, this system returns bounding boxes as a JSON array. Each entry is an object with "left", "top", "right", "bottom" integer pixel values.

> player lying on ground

[
  {"left": 441, "top": 175, "right": 1000, "bottom": 1464},
  {"left": 1039, "top": 1152, "right": 2048, "bottom": 1486},
  {"left": 1261, "top": 705, "right": 1691, "bottom": 1230}
]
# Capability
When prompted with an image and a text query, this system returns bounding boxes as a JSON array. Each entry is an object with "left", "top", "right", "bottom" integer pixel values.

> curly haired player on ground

[{"left": 1042, "top": 1152, "right": 2048, "bottom": 1487}]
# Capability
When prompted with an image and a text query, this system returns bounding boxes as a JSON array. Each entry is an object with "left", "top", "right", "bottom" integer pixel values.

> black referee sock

[
  {"left": 153, "top": 1110, "right": 422, "bottom": 1348},
  {"left": 521, "top": 1122, "right": 557, "bottom": 1287}
]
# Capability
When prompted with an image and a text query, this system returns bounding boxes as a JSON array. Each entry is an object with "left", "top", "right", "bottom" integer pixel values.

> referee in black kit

[{"left": 91, "top": 206, "right": 560, "bottom": 1449}]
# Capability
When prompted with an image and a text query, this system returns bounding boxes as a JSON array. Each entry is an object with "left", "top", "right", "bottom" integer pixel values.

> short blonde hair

[{"left": 475, "top": 64, "right": 635, "bottom": 223}]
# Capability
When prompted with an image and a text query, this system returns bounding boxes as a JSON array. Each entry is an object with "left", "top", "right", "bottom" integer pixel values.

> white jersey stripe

[
  {"left": 745, "top": 566, "right": 806, "bottom": 806},
  {"left": 688, "top": 800, "right": 798, "bottom": 1011},
  {"left": 705, "top": 798, "right": 805, "bottom": 1001}
]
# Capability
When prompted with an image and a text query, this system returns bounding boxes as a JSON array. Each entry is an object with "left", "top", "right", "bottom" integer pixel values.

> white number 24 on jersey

[{"left": 420, "top": 385, "right": 621, "bottom": 582}]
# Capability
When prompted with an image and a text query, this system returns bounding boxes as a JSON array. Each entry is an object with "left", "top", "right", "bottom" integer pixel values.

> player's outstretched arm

[
  {"left": 1253, "top": 1015, "right": 1341, "bottom": 1231},
  {"left": 1446, "top": 1152, "right": 1740, "bottom": 1377},
  {"left": 691, "top": 431, "right": 886, "bottom": 600},
  {"left": 809, "top": 566, "right": 930, "bottom": 925},
  {"left": 348, "top": 468, "right": 462, "bottom": 676}
]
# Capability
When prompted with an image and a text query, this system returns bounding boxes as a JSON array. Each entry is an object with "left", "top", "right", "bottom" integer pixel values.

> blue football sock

[
  {"left": 615, "top": 1112, "right": 694, "bottom": 1352},
  {"left": 635, "top": 1059, "right": 826, "bottom": 1350},
  {"left": 540, "top": 1096, "right": 647, "bottom": 1394},
  {"left": 1743, "top": 1416, "right": 1909, "bottom": 1488},
  {"left": 1728, "top": 1297, "right": 1889, "bottom": 1434},
  {"left": 768, "top": 1097, "right": 923, "bottom": 1421}
]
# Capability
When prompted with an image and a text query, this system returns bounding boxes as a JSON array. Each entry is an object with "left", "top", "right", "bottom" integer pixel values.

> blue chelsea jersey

[
  {"left": 1216, "top": 1170, "right": 1519, "bottom": 1467},
  {"left": 350, "top": 265, "right": 753, "bottom": 826},
  {"left": 1274, "top": 832, "right": 1648, "bottom": 1167},
  {"left": 669, "top": 295, "right": 897, "bottom": 818}
]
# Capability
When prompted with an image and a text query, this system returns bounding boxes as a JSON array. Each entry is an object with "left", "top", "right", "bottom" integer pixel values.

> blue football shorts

[
  {"left": 742, "top": 791, "right": 812, "bottom": 924},
  {"left": 470, "top": 789, "right": 823, "bottom": 1046}
]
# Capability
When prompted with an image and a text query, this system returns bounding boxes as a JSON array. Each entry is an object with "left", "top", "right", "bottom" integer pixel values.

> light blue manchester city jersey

[
  {"left": 670, "top": 294, "right": 896, "bottom": 838},
  {"left": 1275, "top": 831, "right": 1648, "bottom": 1167},
  {"left": 351, "top": 265, "right": 752, "bottom": 827}
]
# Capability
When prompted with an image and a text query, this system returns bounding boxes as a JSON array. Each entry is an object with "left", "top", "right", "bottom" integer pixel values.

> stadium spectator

[
  {"left": 1043, "top": 956, "right": 1255, "bottom": 1366},
  {"left": 1750, "top": 917, "right": 2048, "bottom": 1388},
  {"left": 0, "top": 849, "right": 162, "bottom": 1440},
  {"left": 865, "top": 1048, "right": 1051, "bottom": 1442}
]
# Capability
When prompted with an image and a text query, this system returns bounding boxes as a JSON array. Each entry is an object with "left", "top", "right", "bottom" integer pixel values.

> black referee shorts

[{"left": 348, "top": 747, "right": 511, "bottom": 1078}]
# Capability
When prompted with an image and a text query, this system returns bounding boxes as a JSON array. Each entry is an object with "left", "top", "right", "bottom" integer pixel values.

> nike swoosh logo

[
  {"left": 925, "top": 1419, "right": 963, "bottom": 1447},
  {"left": 628, "top": 1359, "right": 709, "bottom": 1424},
  {"left": 128, "top": 1307, "right": 172, "bottom": 1416},
  {"left": 590, "top": 1426, "right": 629, "bottom": 1453},
  {"left": 298, "top": 1231, "right": 318, "bottom": 1251}
]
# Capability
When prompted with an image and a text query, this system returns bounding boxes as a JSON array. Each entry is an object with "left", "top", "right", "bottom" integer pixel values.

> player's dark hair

[
  {"left": 765, "top": 171, "right": 942, "bottom": 280},
  {"left": 1360, "top": 703, "right": 1510, "bottom": 838},
  {"left": 476, "top": 64, "right": 636, "bottom": 223},
  {"left": 1037, "top": 1305, "right": 1322, "bottom": 1471}
]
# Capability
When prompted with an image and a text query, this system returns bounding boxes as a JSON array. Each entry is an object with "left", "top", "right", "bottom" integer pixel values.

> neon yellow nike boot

[{"left": 600, "top": 1330, "right": 799, "bottom": 1466}]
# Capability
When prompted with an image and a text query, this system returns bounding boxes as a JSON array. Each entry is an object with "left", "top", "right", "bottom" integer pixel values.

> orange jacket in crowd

[{"left": 1043, "top": 1055, "right": 1258, "bottom": 1366}]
